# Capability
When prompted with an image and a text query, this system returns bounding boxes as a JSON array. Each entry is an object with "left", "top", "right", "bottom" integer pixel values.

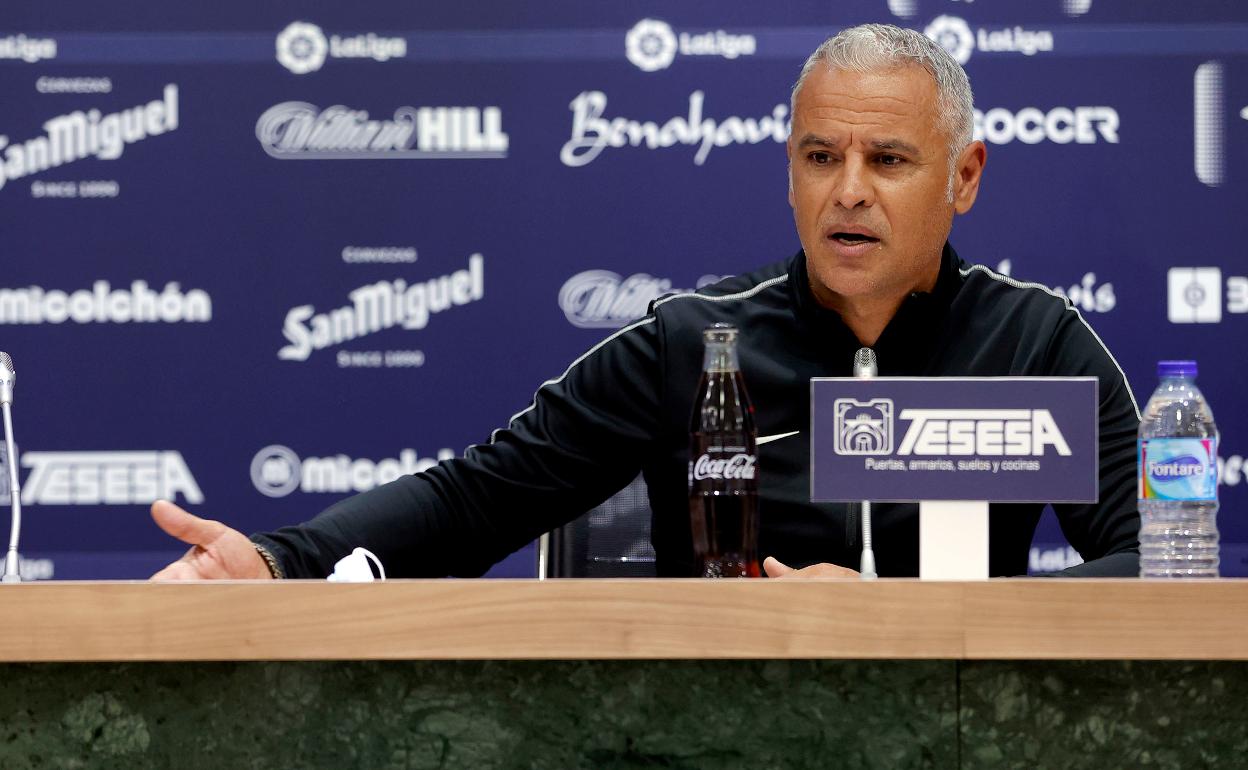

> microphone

[
  {"left": 853, "top": 347, "right": 878, "bottom": 580},
  {"left": 0, "top": 353, "right": 20, "bottom": 583}
]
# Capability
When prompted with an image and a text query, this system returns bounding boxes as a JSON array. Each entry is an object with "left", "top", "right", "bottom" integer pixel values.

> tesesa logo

[
  {"left": 275, "top": 20, "right": 406, "bottom": 75},
  {"left": 834, "top": 399, "right": 894, "bottom": 455},
  {"left": 624, "top": 18, "right": 755, "bottom": 73},
  {"left": 16, "top": 451, "right": 203, "bottom": 505},
  {"left": 833, "top": 399, "right": 1072, "bottom": 457},
  {"left": 924, "top": 15, "right": 1053, "bottom": 66},
  {"left": 1167, "top": 267, "right": 1248, "bottom": 324}
]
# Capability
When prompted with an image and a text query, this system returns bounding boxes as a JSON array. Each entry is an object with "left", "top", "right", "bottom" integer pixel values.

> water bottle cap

[{"left": 1157, "top": 360, "right": 1197, "bottom": 378}]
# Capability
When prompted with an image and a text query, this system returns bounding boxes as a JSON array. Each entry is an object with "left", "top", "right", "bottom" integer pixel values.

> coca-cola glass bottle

[{"left": 689, "top": 323, "right": 760, "bottom": 578}]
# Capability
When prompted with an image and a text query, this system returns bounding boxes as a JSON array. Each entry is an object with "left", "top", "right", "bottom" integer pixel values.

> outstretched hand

[
  {"left": 763, "top": 556, "right": 860, "bottom": 579},
  {"left": 149, "top": 500, "right": 272, "bottom": 580}
]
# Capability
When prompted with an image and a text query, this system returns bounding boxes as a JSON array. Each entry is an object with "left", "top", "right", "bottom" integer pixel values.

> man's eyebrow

[
  {"left": 795, "top": 134, "right": 839, "bottom": 149},
  {"left": 870, "top": 138, "right": 922, "bottom": 156}
]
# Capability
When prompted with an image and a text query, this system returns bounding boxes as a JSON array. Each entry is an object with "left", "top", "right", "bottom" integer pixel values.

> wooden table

[{"left": 0, "top": 578, "right": 1244, "bottom": 661}]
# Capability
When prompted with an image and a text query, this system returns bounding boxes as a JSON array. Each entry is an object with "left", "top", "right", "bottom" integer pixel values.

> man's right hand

[{"left": 149, "top": 500, "right": 273, "bottom": 580}]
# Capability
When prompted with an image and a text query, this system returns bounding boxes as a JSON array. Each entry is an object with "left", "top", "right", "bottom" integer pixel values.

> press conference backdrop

[{"left": 0, "top": 1, "right": 1244, "bottom": 580}]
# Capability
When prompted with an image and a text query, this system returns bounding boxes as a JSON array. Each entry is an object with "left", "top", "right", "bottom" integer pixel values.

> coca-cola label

[{"left": 692, "top": 452, "right": 756, "bottom": 481}]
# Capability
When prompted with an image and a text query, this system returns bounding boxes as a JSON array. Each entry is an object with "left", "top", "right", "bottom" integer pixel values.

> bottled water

[{"left": 1138, "top": 360, "right": 1219, "bottom": 577}]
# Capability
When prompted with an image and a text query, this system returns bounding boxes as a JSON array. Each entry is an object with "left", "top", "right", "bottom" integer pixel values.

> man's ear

[
  {"left": 786, "top": 138, "right": 795, "bottom": 208},
  {"left": 952, "top": 140, "right": 987, "bottom": 215}
]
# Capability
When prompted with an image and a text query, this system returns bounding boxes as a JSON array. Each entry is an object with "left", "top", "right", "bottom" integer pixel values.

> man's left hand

[{"left": 762, "top": 556, "right": 860, "bottom": 579}]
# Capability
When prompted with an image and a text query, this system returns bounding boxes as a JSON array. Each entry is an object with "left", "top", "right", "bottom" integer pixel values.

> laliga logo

[
  {"left": 623, "top": 18, "right": 756, "bottom": 73},
  {"left": 833, "top": 399, "right": 1072, "bottom": 457},
  {"left": 925, "top": 15, "right": 1054, "bottom": 65},
  {"left": 626, "top": 19, "right": 678, "bottom": 72},
  {"left": 276, "top": 21, "right": 328, "bottom": 75},
  {"left": 925, "top": 16, "right": 975, "bottom": 65}
]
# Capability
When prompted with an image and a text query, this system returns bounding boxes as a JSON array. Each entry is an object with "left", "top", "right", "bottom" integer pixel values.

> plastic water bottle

[{"left": 1138, "top": 360, "right": 1219, "bottom": 577}]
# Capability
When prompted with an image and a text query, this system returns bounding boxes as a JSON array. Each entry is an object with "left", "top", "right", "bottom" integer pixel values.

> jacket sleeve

[
  {"left": 1043, "top": 309, "right": 1142, "bottom": 577},
  {"left": 252, "top": 317, "right": 665, "bottom": 578}
]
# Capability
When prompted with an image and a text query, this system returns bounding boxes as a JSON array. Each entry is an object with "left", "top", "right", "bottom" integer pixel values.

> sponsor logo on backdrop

[
  {"left": 279, "top": 254, "right": 484, "bottom": 361},
  {"left": 275, "top": 21, "right": 406, "bottom": 75},
  {"left": 17, "top": 451, "right": 202, "bottom": 505},
  {"left": 1062, "top": 0, "right": 1093, "bottom": 16},
  {"left": 1029, "top": 545, "right": 1084, "bottom": 573},
  {"left": 561, "top": 91, "right": 788, "bottom": 167},
  {"left": 251, "top": 444, "right": 455, "bottom": 498},
  {"left": 0, "top": 281, "right": 211, "bottom": 324},
  {"left": 0, "top": 35, "right": 57, "bottom": 63},
  {"left": 624, "top": 18, "right": 755, "bottom": 73},
  {"left": 1219, "top": 453, "right": 1246, "bottom": 487},
  {"left": 833, "top": 398, "right": 1071, "bottom": 460},
  {"left": 1194, "top": 61, "right": 1224, "bottom": 187},
  {"left": 995, "top": 260, "right": 1115, "bottom": 314},
  {"left": 0, "top": 84, "right": 179, "bottom": 193},
  {"left": 0, "top": 444, "right": 10, "bottom": 503},
  {"left": 886, "top": 0, "right": 918, "bottom": 19},
  {"left": 1167, "top": 267, "right": 1248, "bottom": 323},
  {"left": 925, "top": 15, "right": 1053, "bottom": 65},
  {"left": 973, "top": 107, "right": 1119, "bottom": 145},
  {"left": 256, "top": 102, "right": 508, "bottom": 159},
  {"left": 559, "top": 270, "right": 722, "bottom": 328},
  {"left": 36, "top": 77, "right": 112, "bottom": 94},
  {"left": 342, "top": 246, "right": 417, "bottom": 264}
]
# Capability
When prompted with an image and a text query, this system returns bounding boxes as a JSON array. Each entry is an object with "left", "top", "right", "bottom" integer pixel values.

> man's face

[{"left": 787, "top": 64, "right": 980, "bottom": 311}]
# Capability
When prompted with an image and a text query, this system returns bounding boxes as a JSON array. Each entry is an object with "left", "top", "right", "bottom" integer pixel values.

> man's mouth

[{"left": 829, "top": 232, "right": 880, "bottom": 246}]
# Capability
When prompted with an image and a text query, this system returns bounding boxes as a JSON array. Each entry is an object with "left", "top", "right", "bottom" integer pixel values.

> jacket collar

[{"left": 787, "top": 243, "right": 965, "bottom": 368}]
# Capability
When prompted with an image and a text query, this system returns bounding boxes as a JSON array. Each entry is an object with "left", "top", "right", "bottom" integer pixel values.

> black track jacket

[{"left": 254, "top": 244, "right": 1142, "bottom": 578}]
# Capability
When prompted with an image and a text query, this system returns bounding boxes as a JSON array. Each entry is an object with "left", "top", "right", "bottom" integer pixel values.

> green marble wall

[{"left": 0, "top": 660, "right": 1243, "bottom": 769}]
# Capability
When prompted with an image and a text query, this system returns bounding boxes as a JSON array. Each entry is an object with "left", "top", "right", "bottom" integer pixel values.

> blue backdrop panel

[{"left": 0, "top": 0, "right": 1245, "bottom": 579}]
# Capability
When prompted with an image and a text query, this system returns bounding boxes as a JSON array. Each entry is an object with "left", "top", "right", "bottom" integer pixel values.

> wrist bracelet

[{"left": 252, "top": 543, "right": 284, "bottom": 579}]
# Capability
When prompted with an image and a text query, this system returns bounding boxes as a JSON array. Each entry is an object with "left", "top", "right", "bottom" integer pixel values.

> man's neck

[
  {"left": 820, "top": 293, "right": 905, "bottom": 347},
  {"left": 807, "top": 258, "right": 942, "bottom": 347}
]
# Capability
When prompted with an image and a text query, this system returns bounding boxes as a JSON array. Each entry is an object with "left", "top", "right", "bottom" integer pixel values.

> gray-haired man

[{"left": 151, "top": 24, "right": 1140, "bottom": 580}]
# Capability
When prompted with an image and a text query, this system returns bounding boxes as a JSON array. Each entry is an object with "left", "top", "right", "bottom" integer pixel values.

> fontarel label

[{"left": 1139, "top": 438, "right": 1218, "bottom": 501}]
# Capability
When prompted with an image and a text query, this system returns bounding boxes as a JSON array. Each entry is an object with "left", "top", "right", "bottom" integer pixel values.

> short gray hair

[{"left": 791, "top": 24, "right": 974, "bottom": 168}]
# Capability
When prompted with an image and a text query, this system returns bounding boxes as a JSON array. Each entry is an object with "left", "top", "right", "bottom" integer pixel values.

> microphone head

[
  {"left": 853, "top": 347, "right": 877, "bottom": 378},
  {"left": 0, "top": 352, "right": 12, "bottom": 405}
]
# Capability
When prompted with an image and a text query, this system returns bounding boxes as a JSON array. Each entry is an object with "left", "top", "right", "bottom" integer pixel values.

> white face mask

[{"left": 327, "top": 547, "right": 386, "bottom": 582}]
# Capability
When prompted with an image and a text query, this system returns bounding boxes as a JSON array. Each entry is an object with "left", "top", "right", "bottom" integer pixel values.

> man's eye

[
  {"left": 878, "top": 154, "right": 904, "bottom": 166},
  {"left": 809, "top": 152, "right": 830, "bottom": 165}
]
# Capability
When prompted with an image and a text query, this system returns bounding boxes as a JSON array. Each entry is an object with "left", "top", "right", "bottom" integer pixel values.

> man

[{"left": 152, "top": 24, "right": 1140, "bottom": 580}]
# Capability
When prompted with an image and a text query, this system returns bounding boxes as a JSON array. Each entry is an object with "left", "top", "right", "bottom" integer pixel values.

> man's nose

[{"left": 833, "top": 156, "right": 873, "bottom": 210}]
